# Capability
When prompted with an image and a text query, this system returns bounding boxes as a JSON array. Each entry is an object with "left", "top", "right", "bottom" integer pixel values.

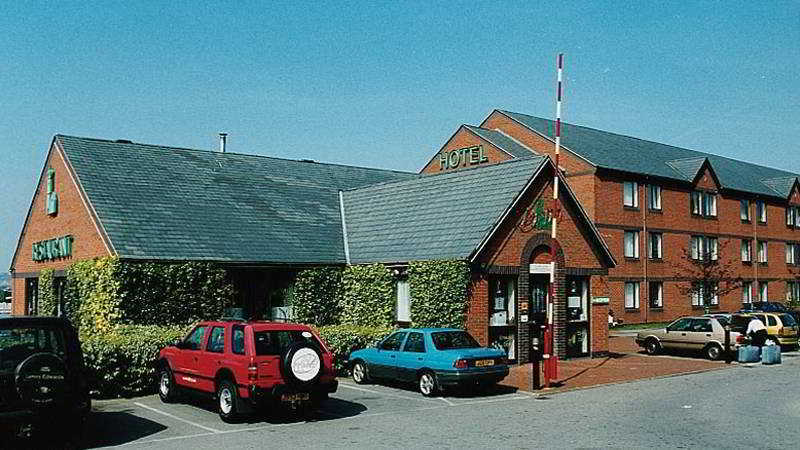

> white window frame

[
  {"left": 649, "top": 281, "right": 663, "bottom": 308},
  {"left": 788, "top": 207, "right": 796, "bottom": 227},
  {"left": 648, "top": 185, "right": 662, "bottom": 210},
  {"left": 649, "top": 232, "right": 662, "bottom": 259},
  {"left": 741, "top": 239, "right": 752, "bottom": 262},
  {"left": 623, "top": 181, "right": 638, "bottom": 208},
  {"left": 759, "top": 282, "right": 768, "bottom": 301},
  {"left": 740, "top": 200, "right": 750, "bottom": 221},
  {"left": 396, "top": 279, "right": 411, "bottom": 322},
  {"left": 625, "top": 281, "right": 640, "bottom": 309},
  {"left": 787, "top": 243, "right": 795, "bottom": 265},
  {"left": 758, "top": 240, "right": 768, "bottom": 263},
  {"left": 691, "top": 191, "right": 701, "bottom": 215},
  {"left": 624, "top": 231, "right": 639, "bottom": 258},
  {"left": 703, "top": 192, "right": 717, "bottom": 217},
  {"left": 742, "top": 281, "right": 753, "bottom": 304}
]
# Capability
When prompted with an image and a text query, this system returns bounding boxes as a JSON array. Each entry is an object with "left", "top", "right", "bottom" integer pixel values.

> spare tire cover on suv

[
  {"left": 281, "top": 341, "right": 322, "bottom": 387},
  {"left": 15, "top": 353, "right": 69, "bottom": 408}
]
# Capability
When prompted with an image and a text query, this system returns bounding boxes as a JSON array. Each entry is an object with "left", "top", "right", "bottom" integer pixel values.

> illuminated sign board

[
  {"left": 32, "top": 235, "right": 73, "bottom": 262},
  {"left": 438, "top": 145, "right": 488, "bottom": 170}
]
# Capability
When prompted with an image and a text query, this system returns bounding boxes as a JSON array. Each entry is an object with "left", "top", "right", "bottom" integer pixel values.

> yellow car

[{"left": 733, "top": 312, "right": 799, "bottom": 347}]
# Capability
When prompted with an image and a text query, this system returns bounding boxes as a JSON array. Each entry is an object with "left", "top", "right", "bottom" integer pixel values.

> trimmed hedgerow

[
  {"left": 81, "top": 325, "right": 188, "bottom": 398},
  {"left": 37, "top": 268, "right": 57, "bottom": 316},
  {"left": 315, "top": 324, "right": 393, "bottom": 375},
  {"left": 407, "top": 260, "right": 470, "bottom": 328},
  {"left": 290, "top": 267, "right": 343, "bottom": 326},
  {"left": 339, "top": 264, "right": 395, "bottom": 327}
]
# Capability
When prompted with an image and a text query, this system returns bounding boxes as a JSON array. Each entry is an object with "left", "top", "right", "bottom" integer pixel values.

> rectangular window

[
  {"left": 691, "top": 236, "right": 718, "bottom": 260},
  {"left": 796, "top": 206, "right": 800, "bottom": 227},
  {"left": 741, "top": 239, "right": 752, "bottom": 262},
  {"left": 625, "top": 282, "right": 640, "bottom": 309},
  {"left": 232, "top": 325, "right": 245, "bottom": 355},
  {"left": 742, "top": 281, "right": 753, "bottom": 304},
  {"left": 691, "top": 283, "right": 703, "bottom": 307},
  {"left": 623, "top": 181, "right": 638, "bottom": 208},
  {"left": 740, "top": 200, "right": 750, "bottom": 221},
  {"left": 703, "top": 192, "right": 717, "bottom": 217},
  {"left": 648, "top": 185, "right": 662, "bottom": 210},
  {"left": 690, "top": 283, "right": 717, "bottom": 307},
  {"left": 758, "top": 240, "right": 768, "bottom": 263},
  {"left": 788, "top": 282, "right": 800, "bottom": 303},
  {"left": 649, "top": 281, "right": 663, "bottom": 308},
  {"left": 788, "top": 207, "right": 796, "bottom": 227},
  {"left": 691, "top": 191, "right": 701, "bottom": 215},
  {"left": 787, "top": 244, "right": 796, "bottom": 265},
  {"left": 489, "top": 277, "right": 516, "bottom": 326},
  {"left": 691, "top": 236, "right": 702, "bottom": 260},
  {"left": 759, "top": 282, "right": 768, "bottom": 301},
  {"left": 757, "top": 200, "right": 767, "bottom": 223},
  {"left": 707, "top": 237, "right": 718, "bottom": 261},
  {"left": 710, "top": 282, "right": 719, "bottom": 306},
  {"left": 206, "top": 326, "right": 225, "bottom": 353},
  {"left": 25, "top": 278, "right": 39, "bottom": 316},
  {"left": 624, "top": 231, "right": 639, "bottom": 258},
  {"left": 649, "top": 232, "right": 662, "bottom": 259},
  {"left": 396, "top": 280, "right": 411, "bottom": 322}
]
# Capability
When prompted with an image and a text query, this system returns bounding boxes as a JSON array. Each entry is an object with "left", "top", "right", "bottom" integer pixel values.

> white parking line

[
  {"left": 134, "top": 402, "right": 222, "bottom": 434},
  {"left": 439, "top": 397, "right": 455, "bottom": 406},
  {"left": 338, "top": 382, "right": 439, "bottom": 403}
]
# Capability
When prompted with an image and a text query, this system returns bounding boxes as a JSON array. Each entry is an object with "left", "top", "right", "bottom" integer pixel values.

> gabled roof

[
  {"left": 761, "top": 176, "right": 800, "bottom": 198},
  {"left": 665, "top": 157, "right": 708, "bottom": 182},
  {"left": 498, "top": 110, "right": 800, "bottom": 199},
  {"left": 464, "top": 125, "right": 537, "bottom": 159},
  {"left": 56, "top": 135, "right": 416, "bottom": 263},
  {"left": 342, "top": 157, "right": 616, "bottom": 266}
]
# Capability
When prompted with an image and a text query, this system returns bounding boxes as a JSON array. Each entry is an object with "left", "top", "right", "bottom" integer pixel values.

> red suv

[{"left": 157, "top": 320, "right": 337, "bottom": 422}]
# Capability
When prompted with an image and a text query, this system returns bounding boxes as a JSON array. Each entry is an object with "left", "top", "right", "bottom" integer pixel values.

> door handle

[
  {"left": 706, "top": 334, "right": 712, "bottom": 337},
  {"left": 417, "top": 357, "right": 423, "bottom": 361},
  {"left": 390, "top": 355, "right": 396, "bottom": 358},
  {"left": 681, "top": 333, "right": 686, "bottom": 336}
]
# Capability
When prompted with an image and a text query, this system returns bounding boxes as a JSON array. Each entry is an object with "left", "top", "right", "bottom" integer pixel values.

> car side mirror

[{"left": 174, "top": 339, "right": 186, "bottom": 349}]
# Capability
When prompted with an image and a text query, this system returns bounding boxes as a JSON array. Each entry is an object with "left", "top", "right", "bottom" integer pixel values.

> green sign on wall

[{"left": 32, "top": 235, "right": 74, "bottom": 262}]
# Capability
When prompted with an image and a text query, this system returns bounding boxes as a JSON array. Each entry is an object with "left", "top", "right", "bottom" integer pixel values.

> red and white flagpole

[{"left": 544, "top": 53, "right": 564, "bottom": 387}]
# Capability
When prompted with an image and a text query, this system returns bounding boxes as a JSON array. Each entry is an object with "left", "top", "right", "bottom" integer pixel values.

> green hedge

[
  {"left": 291, "top": 267, "right": 343, "bottom": 326},
  {"left": 316, "top": 324, "right": 393, "bottom": 374},
  {"left": 63, "top": 257, "right": 235, "bottom": 331},
  {"left": 81, "top": 325, "right": 188, "bottom": 398},
  {"left": 408, "top": 260, "right": 470, "bottom": 328},
  {"left": 37, "top": 268, "right": 56, "bottom": 316},
  {"left": 340, "top": 264, "right": 395, "bottom": 327}
]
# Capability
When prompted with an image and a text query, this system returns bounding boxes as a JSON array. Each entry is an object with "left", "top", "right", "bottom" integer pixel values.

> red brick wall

[
  {"left": 10, "top": 141, "right": 111, "bottom": 314},
  {"left": 420, "top": 126, "right": 514, "bottom": 174},
  {"left": 466, "top": 275, "right": 489, "bottom": 346}
]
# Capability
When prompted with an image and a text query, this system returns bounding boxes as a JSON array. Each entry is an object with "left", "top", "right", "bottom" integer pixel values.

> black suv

[
  {"left": 0, "top": 317, "right": 90, "bottom": 439},
  {"left": 740, "top": 301, "right": 800, "bottom": 323}
]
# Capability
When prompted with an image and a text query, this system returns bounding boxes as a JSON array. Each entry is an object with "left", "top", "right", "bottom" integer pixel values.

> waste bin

[
  {"left": 738, "top": 345, "right": 761, "bottom": 363},
  {"left": 761, "top": 345, "right": 781, "bottom": 365}
]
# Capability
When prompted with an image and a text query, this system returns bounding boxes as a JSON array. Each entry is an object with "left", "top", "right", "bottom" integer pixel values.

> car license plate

[
  {"left": 475, "top": 359, "right": 494, "bottom": 367},
  {"left": 281, "top": 393, "right": 310, "bottom": 402}
]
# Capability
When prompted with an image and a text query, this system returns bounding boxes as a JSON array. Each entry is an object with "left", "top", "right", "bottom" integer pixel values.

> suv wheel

[
  {"left": 352, "top": 361, "right": 370, "bottom": 384},
  {"left": 158, "top": 366, "right": 178, "bottom": 403},
  {"left": 705, "top": 343, "right": 722, "bottom": 361},
  {"left": 418, "top": 371, "right": 439, "bottom": 397},
  {"left": 645, "top": 338, "right": 661, "bottom": 355},
  {"left": 217, "top": 380, "right": 239, "bottom": 423}
]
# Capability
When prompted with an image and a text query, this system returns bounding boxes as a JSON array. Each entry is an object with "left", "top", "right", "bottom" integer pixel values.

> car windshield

[
  {"left": 254, "top": 329, "right": 320, "bottom": 356},
  {"left": 0, "top": 326, "right": 66, "bottom": 374},
  {"left": 431, "top": 331, "right": 480, "bottom": 350},
  {"left": 715, "top": 316, "right": 730, "bottom": 327},
  {"left": 779, "top": 314, "right": 797, "bottom": 327}
]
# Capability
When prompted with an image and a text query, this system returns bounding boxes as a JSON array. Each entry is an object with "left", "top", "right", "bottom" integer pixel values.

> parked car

[
  {"left": 739, "top": 301, "right": 800, "bottom": 324},
  {"left": 157, "top": 320, "right": 337, "bottom": 422},
  {"left": 635, "top": 316, "right": 741, "bottom": 360},
  {"left": 732, "top": 312, "right": 799, "bottom": 347},
  {"left": 0, "top": 316, "right": 91, "bottom": 439},
  {"left": 348, "top": 328, "right": 509, "bottom": 397}
]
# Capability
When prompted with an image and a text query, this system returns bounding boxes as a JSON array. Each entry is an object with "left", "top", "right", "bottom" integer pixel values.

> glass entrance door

[{"left": 566, "top": 277, "right": 590, "bottom": 357}]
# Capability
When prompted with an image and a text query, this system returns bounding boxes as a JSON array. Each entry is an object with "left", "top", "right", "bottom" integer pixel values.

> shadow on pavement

[{"left": 82, "top": 409, "right": 169, "bottom": 448}]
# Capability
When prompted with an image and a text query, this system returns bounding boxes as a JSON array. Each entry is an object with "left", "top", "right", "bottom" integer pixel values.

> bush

[
  {"left": 80, "top": 325, "right": 188, "bottom": 398},
  {"left": 315, "top": 324, "right": 393, "bottom": 374},
  {"left": 291, "top": 267, "right": 343, "bottom": 326},
  {"left": 340, "top": 264, "right": 395, "bottom": 327},
  {"left": 63, "top": 257, "right": 236, "bottom": 331},
  {"left": 408, "top": 260, "right": 470, "bottom": 328},
  {"left": 38, "top": 268, "right": 57, "bottom": 316}
]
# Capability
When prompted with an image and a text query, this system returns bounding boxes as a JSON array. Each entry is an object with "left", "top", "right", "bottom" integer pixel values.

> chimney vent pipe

[{"left": 219, "top": 133, "right": 228, "bottom": 153}]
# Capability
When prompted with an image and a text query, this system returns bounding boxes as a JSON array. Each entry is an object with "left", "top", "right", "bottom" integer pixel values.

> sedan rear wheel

[
  {"left": 645, "top": 338, "right": 661, "bottom": 355},
  {"left": 705, "top": 343, "right": 722, "bottom": 361},
  {"left": 418, "top": 371, "right": 439, "bottom": 397},
  {"left": 352, "top": 361, "right": 370, "bottom": 385}
]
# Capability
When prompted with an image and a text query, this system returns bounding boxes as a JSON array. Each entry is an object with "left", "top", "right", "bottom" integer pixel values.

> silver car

[{"left": 635, "top": 316, "right": 741, "bottom": 360}]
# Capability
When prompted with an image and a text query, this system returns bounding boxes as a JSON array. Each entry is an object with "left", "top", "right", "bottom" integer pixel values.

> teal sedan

[{"left": 348, "top": 328, "right": 509, "bottom": 396}]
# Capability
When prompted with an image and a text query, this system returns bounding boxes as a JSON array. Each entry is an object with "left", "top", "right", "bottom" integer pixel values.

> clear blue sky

[{"left": 1, "top": 1, "right": 798, "bottom": 271}]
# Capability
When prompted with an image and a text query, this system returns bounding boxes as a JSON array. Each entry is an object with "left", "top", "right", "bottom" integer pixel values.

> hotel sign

[
  {"left": 438, "top": 145, "right": 488, "bottom": 170},
  {"left": 32, "top": 235, "right": 74, "bottom": 262}
]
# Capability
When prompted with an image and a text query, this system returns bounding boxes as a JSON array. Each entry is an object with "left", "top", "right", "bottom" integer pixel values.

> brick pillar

[
  {"left": 466, "top": 275, "right": 489, "bottom": 346},
  {"left": 553, "top": 267, "right": 567, "bottom": 359},
  {"left": 516, "top": 272, "right": 531, "bottom": 363}
]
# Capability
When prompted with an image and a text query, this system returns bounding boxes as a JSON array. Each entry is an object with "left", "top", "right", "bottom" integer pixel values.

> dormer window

[
  {"left": 691, "top": 190, "right": 716, "bottom": 217},
  {"left": 786, "top": 206, "right": 800, "bottom": 228}
]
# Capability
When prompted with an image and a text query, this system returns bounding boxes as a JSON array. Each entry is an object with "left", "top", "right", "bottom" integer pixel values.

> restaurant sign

[
  {"left": 438, "top": 145, "right": 488, "bottom": 170},
  {"left": 32, "top": 235, "right": 74, "bottom": 262}
]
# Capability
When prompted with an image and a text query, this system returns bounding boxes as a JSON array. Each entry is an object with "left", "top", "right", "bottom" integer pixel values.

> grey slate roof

[
  {"left": 57, "top": 135, "right": 416, "bottom": 263},
  {"left": 665, "top": 157, "right": 708, "bottom": 181},
  {"left": 499, "top": 110, "right": 800, "bottom": 198},
  {"left": 342, "top": 157, "right": 547, "bottom": 264},
  {"left": 464, "top": 125, "right": 537, "bottom": 159}
]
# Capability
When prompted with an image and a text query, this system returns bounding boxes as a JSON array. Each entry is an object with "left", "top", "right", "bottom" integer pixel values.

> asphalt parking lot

[{"left": 69, "top": 380, "right": 532, "bottom": 448}]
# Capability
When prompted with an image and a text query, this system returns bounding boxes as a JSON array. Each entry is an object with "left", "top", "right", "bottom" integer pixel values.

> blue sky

[{"left": 1, "top": 1, "right": 798, "bottom": 271}]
